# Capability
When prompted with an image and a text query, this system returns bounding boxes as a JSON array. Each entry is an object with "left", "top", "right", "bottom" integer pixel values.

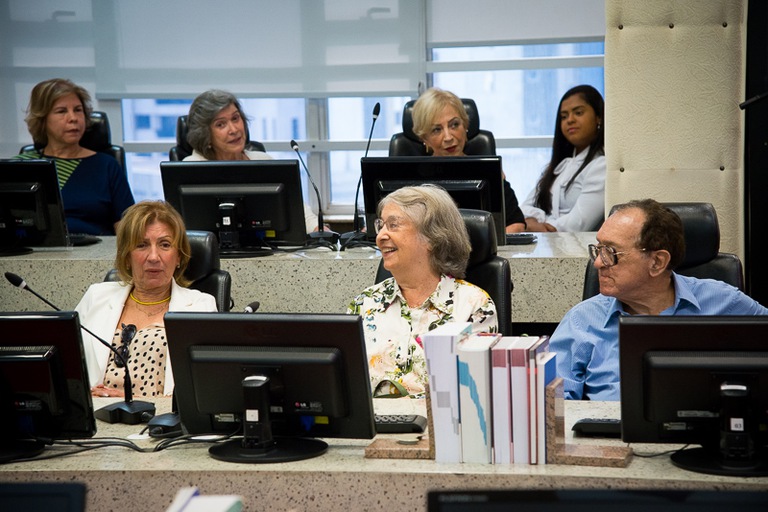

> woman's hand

[
  {"left": 91, "top": 384, "right": 125, "bottom": 398},
  {"left": 523, "top": 217, "right": 557, "bottom": 233}
]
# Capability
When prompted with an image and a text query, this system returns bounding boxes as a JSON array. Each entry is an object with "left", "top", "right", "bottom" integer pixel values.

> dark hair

[
  {"left": 24, "top": 78, "right": 93, "bottom": 148},
  {"left": 613, "top": 199, "right": 686, "bottom": 271},
  {"left": 186, "top": 89, "right": 249, "bottom": 160},
  {"left": 534, "top": 84, "right": 604, "bottom": 215}
]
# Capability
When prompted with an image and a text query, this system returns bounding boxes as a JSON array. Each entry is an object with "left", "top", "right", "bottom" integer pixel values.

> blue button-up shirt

[{"left": 550, "top": 273, "right": 768, "bottom": 401}]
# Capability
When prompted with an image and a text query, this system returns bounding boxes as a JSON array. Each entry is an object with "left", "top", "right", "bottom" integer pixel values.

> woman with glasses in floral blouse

[{"left": 347, "top": 184, "right": 498, "bottom": 397}]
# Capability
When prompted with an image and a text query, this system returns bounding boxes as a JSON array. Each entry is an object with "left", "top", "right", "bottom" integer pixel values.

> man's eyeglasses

[
  {"left": 116, "top": 323, "right": 136, "bottom": 368},
  {"left": 373, "top": 216, "right": 407, "bottom": 234},
  {"left": 588, "top": 244, "right": 646, "bottom": 267}
]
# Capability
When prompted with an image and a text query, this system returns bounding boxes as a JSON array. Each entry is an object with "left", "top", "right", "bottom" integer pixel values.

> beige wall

[{"left": 604, "top": 1, "right": 746, "bottom": 259}]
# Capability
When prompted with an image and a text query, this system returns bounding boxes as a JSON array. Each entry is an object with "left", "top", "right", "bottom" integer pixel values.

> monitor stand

[
  {"left": 0, "top": 438, "right": 45, "bottom": 463},
  {"left": 671, "top": 447, "right": 768, "bottom": 477},
  {"left": 219, "top": 247, "right": 274, "bottom": 258},
  {"left": 207, "top": 374, "right": 328, "bottom": 464},
  {"left": 0, "top": 246, "right": 33, "bottom": 257}
]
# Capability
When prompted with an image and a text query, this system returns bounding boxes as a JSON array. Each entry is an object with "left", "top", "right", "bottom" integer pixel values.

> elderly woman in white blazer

[{"left": 75, "top": 201, "right": 216, "bottom": 398}]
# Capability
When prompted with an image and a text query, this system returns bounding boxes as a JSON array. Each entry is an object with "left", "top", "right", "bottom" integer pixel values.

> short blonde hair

[
  {"left": 411, "top": 87, "right": 469, "bottom": 142},
  {"left": 24, "top": 79, "right": 93, "bottom": 147},
  {"left": 378, "top": 184, "right": 471, "bottom": 278},
  {"left": 114, "top": 201, "right": 192, "bottom": 287}
]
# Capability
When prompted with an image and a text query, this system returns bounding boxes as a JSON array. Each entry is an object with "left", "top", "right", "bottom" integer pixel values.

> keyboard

[
  {"left": 374, "top": 414, "right": 427, "bottom": 434},
  {"left": 505, "top": 233, "right": 537, "bottom": 245},
  {"left": 69, "top": 233, "right": 102, "bottom": 246}
]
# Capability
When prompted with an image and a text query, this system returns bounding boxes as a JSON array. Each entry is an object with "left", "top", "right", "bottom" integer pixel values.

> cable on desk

[
  {"left": 3, "top": 436, "right": 149, "bottom": 463},
  {"left": 152, "top": 427, "right": 241, "bottom": 452},
  {"left": 631, "top": 444, "right": 691, "bottom": 458}
]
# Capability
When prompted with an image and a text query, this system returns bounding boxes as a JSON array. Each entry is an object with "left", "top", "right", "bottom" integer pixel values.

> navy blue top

[{"left": 16, "top": 150, "right": 135, "bottom": 235}]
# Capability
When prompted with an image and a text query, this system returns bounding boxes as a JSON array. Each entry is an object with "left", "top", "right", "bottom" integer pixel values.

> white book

[
  {"left": 536, "top": 351, "right": 557, "bottom": 465},
  {"left": 527, "top": 336, "right": 549, "bottom": 464},
  {"left": 491, "top": 337, "right": 517, "bottom": 464},
  {"left": 509, "top": 336, "right": 538, "bottom": 464},
  {"left": 458, "top": 333, "right": 501, "bottom": 463},
  {"left": 421, "top": 321, "right": 472, "bottom": 463}
]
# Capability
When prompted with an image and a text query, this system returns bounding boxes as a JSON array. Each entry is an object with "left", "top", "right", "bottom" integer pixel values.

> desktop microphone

[
  {"left": 290, "top": 140, "right": 340, "bottom": 247},
  {"left": 243, "top": 301, "right": 261, "bottom": 313},
  {"left": 340, "top": 102, "right": 380, "bottom": 250},
  {"left": 4, "top": 271, "right": 156, "bottom": 425}
]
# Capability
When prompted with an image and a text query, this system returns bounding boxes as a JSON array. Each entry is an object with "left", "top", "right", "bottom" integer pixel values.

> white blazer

[{"left": 75, "top": 279, "right": 217, "bottom": 396}]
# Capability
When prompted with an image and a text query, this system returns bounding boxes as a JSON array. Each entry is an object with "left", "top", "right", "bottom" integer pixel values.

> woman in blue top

[{"left": 15, "top": 78, "right": 135, "bottom": 235}]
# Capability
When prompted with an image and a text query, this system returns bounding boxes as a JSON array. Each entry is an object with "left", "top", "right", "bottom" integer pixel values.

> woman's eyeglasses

[{"left": 116, "top": 323, "right": 136, "bottom": 368}]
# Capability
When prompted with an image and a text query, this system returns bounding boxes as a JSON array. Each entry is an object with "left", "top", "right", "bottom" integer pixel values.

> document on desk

[{"left": 422, "top": 321, "right": 472, "bottom": 463}]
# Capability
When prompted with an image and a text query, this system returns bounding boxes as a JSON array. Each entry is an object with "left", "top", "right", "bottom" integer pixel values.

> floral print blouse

[{"left": 347, "top": 274, "right": 498, "bottom": 397}]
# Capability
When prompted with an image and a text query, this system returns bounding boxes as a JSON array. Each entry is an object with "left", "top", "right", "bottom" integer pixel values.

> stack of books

[{"left": 421, "top": 322, "right": 555, "bottom": 464}]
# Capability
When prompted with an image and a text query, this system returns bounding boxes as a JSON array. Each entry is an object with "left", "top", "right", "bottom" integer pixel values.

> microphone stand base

[
  {"left": 339, "top": 230, "right": 376, "bottom": 250},
  {"left": 305, "top": 231, "right": 340, "bottom": 250},
  {"left": 95, "top": 399, "right": 156, "bottom": 425}
]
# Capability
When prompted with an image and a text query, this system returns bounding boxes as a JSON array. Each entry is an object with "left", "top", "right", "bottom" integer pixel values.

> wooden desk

[
  {"left": 0, "top": 233, "right": 593, "bottom": 329},
  {"left": 0, "top": 399, "right": 764, "bottom": 512}
]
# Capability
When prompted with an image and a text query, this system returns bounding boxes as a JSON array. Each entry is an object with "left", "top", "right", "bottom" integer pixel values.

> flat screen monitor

[
  {"left": 0, "top": 311, "right": 96, "bottom": 463},
  {"left": 427, "top": 490, "right": 768, "bottom": 512},
  {"left": 361, "top": 156, "right": 506, "bottom": 245},
  {"left": 164, "top": 312, "right": 376, "bottom": 463},
  {"left": 160, "top": 160, "right": 308, "bottom": 256},
  {"left": 619, "top": 315, "right": 768, "bottom": 476},
  {"left": 0, "top": 159, "right": 70, "bottom": 256}
]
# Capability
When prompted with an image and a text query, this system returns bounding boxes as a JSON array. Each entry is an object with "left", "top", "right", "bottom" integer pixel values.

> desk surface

[
  {"left": 0, "top": 232, "right": 594, "bottom": 326},
  {"left": 1, "top": 398, "right": 765, "bottom": 512}
]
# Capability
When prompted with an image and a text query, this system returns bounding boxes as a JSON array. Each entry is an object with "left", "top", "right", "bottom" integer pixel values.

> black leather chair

[
  {"left": 583, "top": 202, "right": 744, "bottom": 300},
  {"left": 169, "top": 115, "right": 267, "bottom": 161},
  {"left": 104, "top": 230, "right": 233, "bottom": 312},
  {"left": 375, "top": 209, "right": 512, "bottom": 335},
  {"left": 20, "top": 111, "right": 127, "bottom": 172},
  {"left": 388, "top": 98, "right": 497, "bottom": 156}
]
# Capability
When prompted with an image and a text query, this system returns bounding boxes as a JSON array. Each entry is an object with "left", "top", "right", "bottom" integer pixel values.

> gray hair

[
  {"left": 378, "top": 184, "right": 471, "bottom": 278},
  {"left": 186, "top": 89, "right": 248, "bottom": 159}
]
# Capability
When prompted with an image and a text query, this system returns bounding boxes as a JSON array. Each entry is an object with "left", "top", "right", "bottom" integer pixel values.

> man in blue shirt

[{"left": 550, "top": 199, "right": 768, "bottom": 400}]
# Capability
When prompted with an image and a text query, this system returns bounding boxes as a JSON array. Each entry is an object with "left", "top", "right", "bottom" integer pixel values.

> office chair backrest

[
  {"left": 169, "top": 115, "right": 267, "bottom": 161},
  {"left": 375, "top": 208, "right": 513, "bottom": 335},
  {"left": 388, "top": 98, "right": 497, "bottom": 156},
  {"left": 20, "top": 111, "right": 127, "bottom": 171},
  {"left": 582, "top": 202, "right": 744, "bottom": 300},
  {"left": 104, "top": 230, "right": 233, "bottom": 312}
]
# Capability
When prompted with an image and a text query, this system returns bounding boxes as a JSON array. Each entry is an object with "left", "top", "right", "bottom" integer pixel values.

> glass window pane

[
  {"left": 327, "top": 96, "right": 410, "bottom": 206},
  {"left": 122, "top": 98, "right": 307, "bottom": 203}
]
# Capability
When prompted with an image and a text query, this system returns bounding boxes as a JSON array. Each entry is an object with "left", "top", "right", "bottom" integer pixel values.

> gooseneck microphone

[
  {"left": 340, "top": 102, "right": 380, "bottom": 250},
  {"left": 290, "top": 140, "right": 340, "bottom": 248},
  {"left": 5, "top": 271, "right": 156, "bottom": 425}
]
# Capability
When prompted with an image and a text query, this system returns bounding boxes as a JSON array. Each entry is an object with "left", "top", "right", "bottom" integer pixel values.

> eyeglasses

[
  {"left": 588, "top": 244, "right": 647, "bottom": 267},
  {"left": 115, "top": 323, "right": 136, "bottom": 368},
  {"left": 373, "top": 216, "right": 408, "bottom": 234}
]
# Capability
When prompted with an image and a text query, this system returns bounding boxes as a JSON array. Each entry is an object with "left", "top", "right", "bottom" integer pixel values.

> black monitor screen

[
  {"left": 361, "top": 156, "right": 506, "bottom": 244},
  {"left": 0, "top": 311, "right": 96, "bottom": 463},
  {"left": 619, "top": 315, "right": 768, "bottom": 476},
  {"left": 164, "top": 312, "right": 375, "bottom": 463},
  {"left": 427, "top": 490, "right": 768, "bottom": 512},
  {"left": 160, "top": 160, "right": 308, "bottom": 255},
  {"left": 0, "top": 159, "right": 70, "bottom": 256}
]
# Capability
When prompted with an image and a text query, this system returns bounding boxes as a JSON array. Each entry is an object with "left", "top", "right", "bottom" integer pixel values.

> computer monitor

[
  {"left": 160, "top": 160, "right": 308, "bottom": 256},
  {"left": 0, "top": 311, "right": 97, "bottom": 463},
  {"left": 619, "top": 315, "right": 768, "bottom": 476},
  {"left": 164, "top": 312, "right": 376, "bottom": 463},
  {"left": 361, "top": 156, "right": 506, "bottom": 244},
  {"left": 427, "top": 490, "right": 768, "bottom": 512},
  {"left": 0, "top": 159, "right": 70, "bottom": 256}
]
